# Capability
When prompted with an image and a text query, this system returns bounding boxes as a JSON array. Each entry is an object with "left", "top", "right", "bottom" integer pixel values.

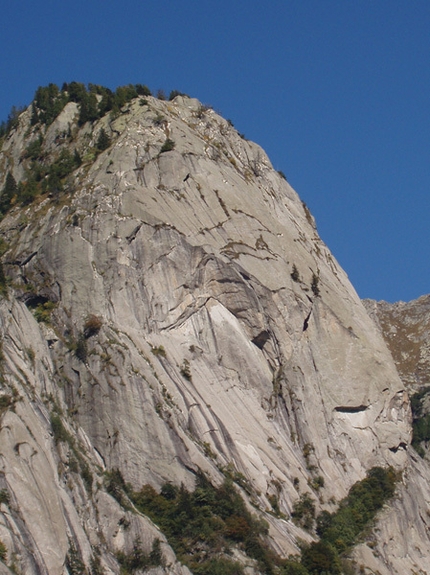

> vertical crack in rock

[{"left": 303, "top": 309, "right": 312, "bottom": 331}]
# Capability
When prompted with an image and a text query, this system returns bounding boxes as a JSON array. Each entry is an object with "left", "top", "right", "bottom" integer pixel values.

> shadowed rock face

[{"left": 0, "top": 93, "right": 427, "bottom": 574}]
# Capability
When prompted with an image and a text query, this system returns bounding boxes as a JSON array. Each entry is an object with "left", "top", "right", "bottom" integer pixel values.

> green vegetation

[
  {"left": 74, "top": 335, "right": 88, "bottom": 362},
  {"left": 24, "top": 135, "right": 44, "bottom": 160},
  {"left": 0, "top": 105, "right": 25, "bottom": 139},
  {"left": 42, "top": 149, "right": 82, "bottom": 194},
  {"left": 287, "top": 466, "right": 399, "bottom": 574},
  {"left": 62, "top": 81, "right": 151, "bottom": 124},
  {"left": 50, "top": 412, "right": 71, "bottom": 445},
  {"left": 32, "top": 84, "right": 69, "bottom": 126},
  {"left": 0, "top": 539, "right": 6, "bottom": 561},
  {"left": 0, "top": 81, "right": 158, "bottom": 217},
  {"left": 311, "top": 274, "right": 320, "bottom": 297},
  {"left": 106, "top": 470, "right": 276, "bottom": 575},
  {"left": 301, "top": 541, "right": 341, "bottom": 575},
  {"left": 116, "top": 537, "right": 163, "bottom": 574},
  {"left": 180, "top": 359, "right": 192, "bottom": 380},
  {"left": 0, "top": 262, "right": 7, "bottom": 297},
  {"left": 67, "top": 315, "right": 102, "bottom": 362},
  {"left": 5, "top": 144, "right": 82, "bottom": 211},
  {"left": 0, "top": 173, "right": 17, "bottom": 215},
  {"left": 160, "top": 138, "right": 175, "bottom": 153},
  {"left": 308, "top": 466, "right": 397, "bottom": 572},
  {"left": 65, "top": 542, "right": 86, "bottom": 575},
  {"left": 410, "top": 386, "right": 430, "bottom": 457},
  {"left": 105, "top": 468, "right": 131, "bottom": 509},
  {"left": 0, "top": 489, "right": 10, "bottom": 505},
  {"left": 96, "top": 128, "right": 111, "bottom": 151},
  {"left": 292, "top": 493, "right": 316, "bottom": 530},
  {"left": 32, "top": 300, "right": 56, "bottom": 324},
  {"left": 0, "top": 337, "right": 4, "bottom": 383},
  {"left": 169, "top": 90, "right": 188, "bottom": 101},
  {"left": 291, "top": 264, "right": 300, "bottom": 283},
  {"left": 151, "top": 345, "right": 166, "bottom": 357},
  {"left": 0, "top": 395, "right": 14, "bottom": 411},
  {"left": 102, "top": 466, "right": 397, "bottom": 575},
  {"left": 83, "top": 314, "right": 103, "bottom": 338},
  {"left": 50, "top": 411, "right": 93, "bottom": 492}
]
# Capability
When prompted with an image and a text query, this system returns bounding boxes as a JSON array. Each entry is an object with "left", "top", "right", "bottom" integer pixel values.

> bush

[
  {"left": 151, "top": 345, "right": 166, "bottom": 357},
  {"left": 127, "top": 474, "right": 275, "bottom": 574},
  {"left": 0, "top": 395, "right": 13, "bottom": 410},
  {"left": 160, "top": 138, "right": 175, "bottom": 153},
  {"left": 0, "top": 105, "right": 25, "bottom": 137},
  {"left": 105, "top": 468, "right": 131, "bottom": 508},
  {"left": 44, "top": 149, "right": 81, "bottom": 193},
  {"left": 33, "top": 84, "right": 68, "bottom": 125},
  {"left": 75, "top": 335, "right": 88, "bottom": 362},
  {"left": 169, "top": 90, "right": 187, "bottom": 101},
  {"left": 135, "top": 84, "right": 152, "bottom": 96},
  {"left": 291, "top": 264, "right": 300, "bottom": 283},
  {"left": 193, "top": 557, "right": 245, "bottom": 575},
  {"left": 50, "top": 413, "right": 71, "bottom": 445},
  {"left": 292, "top": 493, "right": 315, "bottom": 530},
  {"left": 0, "top": 489, "right": 10, "bottom": 505},
  {"left": 83, "top": 314, "right": 102, "bottom": 338},
  {"left": 410, "top": 387, "right": 430, "bottom": 456},
  {"left": 17, "top": 176, "right": 39, "bottom": 205},
  {"left": 24, "top": 136, "right": 44, "bottom": 160},
  {"left": 280, "top": 559, "right": 309, "bottom": 574},
  {"left": 311, "top": 274, "right": 320, "bottom": 297},
  {"left": 0, "top": 263, "right": 7, "bottom": 297},
  {"left": 180, "top": 359, "right": 192, "bottom": 380},
  {"left": 0, "top": 172, "right": 18, "bottom": 215},
  {"left": 33, "top": 301, "right": 56, "bottom": 323},
  {"left": 78, "top": 92, "right": 99, "bottom": 125},
  {"left": 301, "top": 541, "right": 341, "bottom": 575},
  {"left": 117, "top": 537, "right": 163, "bottom": 573},
  {"left": 316, "top": 466, "right": 397, "bottom": 555},
  {"left": 66, "top": 542, "right": 86, "bottom": 575},
  {"left": 0, "top": 540, "right": 6, "bottom": 561},
  {"left": 310, "top": 475, "right": 324, "bottom": 491}
]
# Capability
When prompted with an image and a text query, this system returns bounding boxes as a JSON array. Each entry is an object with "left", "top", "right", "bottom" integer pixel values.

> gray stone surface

[{"left": 0, "top": 93, "right": 428, "bottom": 573}]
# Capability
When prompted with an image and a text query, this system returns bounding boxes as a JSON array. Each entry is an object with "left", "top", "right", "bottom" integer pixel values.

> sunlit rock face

[
  {"left": 0, "top": 92, "right": 427, "bottom": 574},
  {"left": 364, "top": 295, "right": 430, "bottom": 391}
]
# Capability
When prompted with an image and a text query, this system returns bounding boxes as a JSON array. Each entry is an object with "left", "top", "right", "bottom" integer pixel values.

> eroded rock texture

[
  {"left": 0, "top": 93, "right": 428, "bottom": 574},
  {"left": 364, "top": 295, "right": 430, "bottom": 391}
]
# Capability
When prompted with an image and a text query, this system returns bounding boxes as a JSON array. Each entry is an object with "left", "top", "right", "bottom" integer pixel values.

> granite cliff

[{"left": 0, "top": 86, "right": 428, "bottom": 574}]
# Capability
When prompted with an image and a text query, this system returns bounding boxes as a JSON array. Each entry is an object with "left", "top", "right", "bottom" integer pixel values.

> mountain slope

[
  {"left": 0, "top": 87, "right": 428, "bottom": 574},
  {"left": 363, "top": 295, "right": 430, "bottom": 391}
]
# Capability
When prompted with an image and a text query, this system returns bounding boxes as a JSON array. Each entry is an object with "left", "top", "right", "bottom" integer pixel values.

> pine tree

[
  {"left": 0, "top": 172, "right": 17, "bottom": 214},
  {"left": 96, "top": 128, "right": 111, "bottom": 151},
  {"left": 78, "top": 92, "right": 99, "bottom": 125},
  {"left": 311, "top": 273, "right": 320, "bottom": 297}
]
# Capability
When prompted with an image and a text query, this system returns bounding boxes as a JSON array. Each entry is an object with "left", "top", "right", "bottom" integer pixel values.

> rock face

[
  {"left": 363, "top": 295, "right": 430, "bottom": 391},
  {"left": 0, "top": 91, "right": 428, "bottom": 574}
]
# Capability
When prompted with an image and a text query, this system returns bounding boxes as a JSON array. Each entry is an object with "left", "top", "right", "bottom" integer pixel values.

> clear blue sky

[{"left": 1, "top": 0, "right": 429, "bottom": 302}]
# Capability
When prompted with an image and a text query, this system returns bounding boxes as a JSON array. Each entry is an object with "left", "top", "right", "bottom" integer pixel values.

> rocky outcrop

[
  {"left": 0, "top": 91, "right": 428, "bottom": 574},
  {"left": 363, "top": 295, "right": 430, "bottom": 392}
]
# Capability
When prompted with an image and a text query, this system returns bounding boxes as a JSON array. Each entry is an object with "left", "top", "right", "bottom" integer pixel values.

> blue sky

[{"left": 1, "top": 0, "right": 429, "bottom": 302}]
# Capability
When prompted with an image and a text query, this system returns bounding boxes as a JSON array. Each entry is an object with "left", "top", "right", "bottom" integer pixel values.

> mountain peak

[{"left": 0, "top": 84, "right": 428, "bottom": 574}]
